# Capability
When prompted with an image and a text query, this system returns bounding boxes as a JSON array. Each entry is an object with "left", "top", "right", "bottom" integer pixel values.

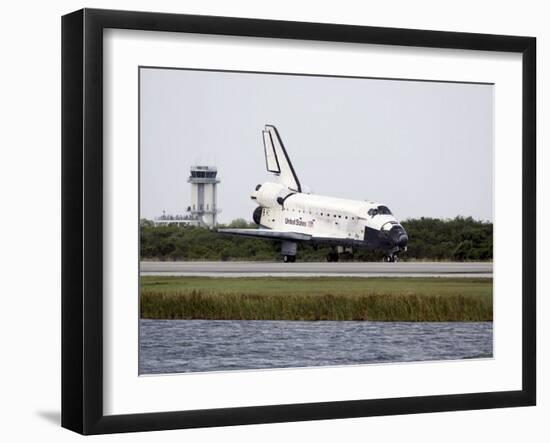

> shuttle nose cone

[
  {"left": 389, "top": 225, "right": 408, "bottom": 249},
  {"left": 397, "top": 233, "right": 408, "bottom": 248}
]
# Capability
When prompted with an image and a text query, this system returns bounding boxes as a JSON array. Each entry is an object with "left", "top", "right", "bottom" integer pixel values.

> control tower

[{"left": 187, "top": 166, "right": 220, "bottom": 227}]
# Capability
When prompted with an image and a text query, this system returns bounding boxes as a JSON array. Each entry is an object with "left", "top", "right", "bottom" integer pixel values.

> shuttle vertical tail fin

[{"left": 261, "top": 125, "right": 302, "bottom": 192}]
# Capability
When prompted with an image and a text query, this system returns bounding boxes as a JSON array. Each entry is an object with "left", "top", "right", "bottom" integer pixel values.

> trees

[
  {"left": 401, "top": 216, "right": 492, "bottom": 261},
  {"left": 140, "top": 224, "right": 279, "bottom": 261}
]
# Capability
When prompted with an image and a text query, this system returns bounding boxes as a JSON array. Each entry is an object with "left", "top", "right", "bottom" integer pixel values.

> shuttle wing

[
  {"left": 218, "top": 229, "right": 362, "bottom": 246},
  {"left": 262, "top": 125, "right": 302, "bottom": 192},
  {"left": 218, "top": 228, "right": 311, "bottom": 242}
]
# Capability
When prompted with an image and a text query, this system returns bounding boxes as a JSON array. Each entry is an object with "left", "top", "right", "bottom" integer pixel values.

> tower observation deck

[{"left": 187, "top": 165, "right": 220, "bottom": 227}]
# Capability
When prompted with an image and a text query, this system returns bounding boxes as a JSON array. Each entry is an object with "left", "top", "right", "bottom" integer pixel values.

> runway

[{"left": 140, "top": 261, "right": 492, "bottom": 278}]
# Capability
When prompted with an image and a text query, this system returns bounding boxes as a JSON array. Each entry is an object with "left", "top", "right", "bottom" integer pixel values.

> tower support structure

[{"left": 187, "top": 166, "right": 220, "bottom": 227}]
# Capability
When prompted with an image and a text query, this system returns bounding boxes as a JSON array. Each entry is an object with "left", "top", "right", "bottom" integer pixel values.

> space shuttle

[{"left": 218, "top": 125, "right": 408, "bottom": 262}]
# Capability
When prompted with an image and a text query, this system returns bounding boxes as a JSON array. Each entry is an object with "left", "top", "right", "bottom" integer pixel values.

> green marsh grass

[{"left": 140, "top": 277, "right": 492, "bottom": 322}]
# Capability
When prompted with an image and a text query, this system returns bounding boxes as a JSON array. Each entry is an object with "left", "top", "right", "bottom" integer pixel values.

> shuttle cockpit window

[{"left": 368, "top": 206, "right": 392, "bottom": 217}]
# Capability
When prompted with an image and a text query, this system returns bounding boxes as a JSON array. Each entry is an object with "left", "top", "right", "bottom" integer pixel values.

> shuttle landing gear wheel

[
  {"left": 283, "top": 255, "right": 296, "bottom": 263},
  {"left": 384, "top": 254, "right": 398, "bottom": 263}
]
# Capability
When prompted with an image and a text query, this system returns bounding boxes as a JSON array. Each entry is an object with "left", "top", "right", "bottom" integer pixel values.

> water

[{"left": 139, "top": 319, "right": 493, "bottom": 375}]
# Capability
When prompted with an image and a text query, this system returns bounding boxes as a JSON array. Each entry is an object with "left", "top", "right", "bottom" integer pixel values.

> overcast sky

[{"left": 140, "top": 68, "right": 493, "bottom": 223}]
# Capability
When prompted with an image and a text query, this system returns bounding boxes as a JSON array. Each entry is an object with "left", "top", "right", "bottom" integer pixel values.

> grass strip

[{"left": 140, "top": 277, "right": 492, "bottom": 321}]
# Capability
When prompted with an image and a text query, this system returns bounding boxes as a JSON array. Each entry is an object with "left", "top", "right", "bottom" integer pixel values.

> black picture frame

[{"left": 62, "top": 8, "right": 536, "bottom": 435}]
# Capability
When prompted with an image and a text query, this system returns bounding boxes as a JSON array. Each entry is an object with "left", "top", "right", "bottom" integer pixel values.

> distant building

[
  {"left": 152, "top": 211, "right": 202, "bottom": 227},
  {"left": 187, "top": 165, "right": 221, "bottom": 227}
]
